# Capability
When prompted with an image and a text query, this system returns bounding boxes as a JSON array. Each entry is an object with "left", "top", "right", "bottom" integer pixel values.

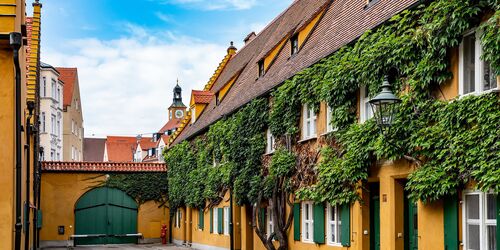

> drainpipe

[
  {"left": 229, "top": 190, "right": 234, "bottom": 250},
  {"left": 11, "top": 31, "right": 23, "bottom": 250},
  {"left": 35, "top": 147, "right": 43, "bottom": 248},
  {"left": 24, "top": 102, "right": 34, "bottom": 250}
]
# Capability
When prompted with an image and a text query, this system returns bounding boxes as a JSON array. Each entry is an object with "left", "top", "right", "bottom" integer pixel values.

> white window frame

[
  {"left": 191, "top": 108, "right": 196, "bottom": 124},
  {"left": 302, "top": 104, "right": 317, "bottom": 140},
  {"left": 462, "top": 190, "right": 497, "bottom": 250},
  {"left": 51, "top": 115, "right": 56, "bottom": 135},
  {"left": 42, "top": 77, "right": 46, "bottom": 97},
  {"left": 301, "top": 201, "right": 314, "bottom": 243},
  {"left": 459, "top": 29, "right": 499, "bottom": 97},
  {"left": 326, "top": 105, "right": 337, "bottom": 133},
  {"left": 41, "top": 112, "right": 46, "bottom": 133},
  {"left": 326, "top": 203, "right": 342, "bottom": 246},
  {"left": 359, "top": 86, "right": 373, "bottom": 123},
  {"left": 267, "top": 203, "right": 275, "bottom": 237},
  {"left": 266, "top": 128, "right": 275, "bottom": 154},
  {"left": 212, "top": 207, "right": 219, "bottom": 234},
  {"left": 175, "top": 209, "right": 182, "bottom": 228},
  {"left": 224, "top": 207, "right": 230, "bottom": 235}
]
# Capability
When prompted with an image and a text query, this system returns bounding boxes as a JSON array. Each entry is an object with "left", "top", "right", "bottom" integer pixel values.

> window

[
  {"left": 359, "top": 86, "right": 373, "bottom": 123},
  {"left": 56, "top": 152, "right": 60, "bottom": 161},
  {"left": 302, "top": 104, "right": 317, "bottom": 140},
  {"left": 463, "top": 191, "right": 497, "bottom": 250},
  {"left": 51, "top": 115, "right": 56, "bottom": 135},
  {"left": 326, "top": 105, "right": 336, "bottom": 133},
  {"left": 170, "top": 110, "right": 173, "bottom": 120},
  {"left": 42, "top": 77, "right": 46, "bottom": 97},
  {"left": 41, "top": 112, "right": 45, "bottom": 133},
  {"left": 459, "top": 30, "right": 498, "bottom": 96},
  {"left": 266, "top": 128, "right": 275, "bottom": 154},
  {"left": 71, "top": 146, "right": 75, "bottom": 161},
  {"left": 50, "top": 149, "right": 55, "bottom": 161},
  {"left": 191, "top": 108, "right": 196, "bottom": 124},
  {"left": 212, "top": 207, "right": 219, "bottom": 234},
  {"left": 175, "top": 209, "right": 182, "bottom": 228},
  {"left": 327, "top": 203, "right": 342, "bottom": 246},
  {"left": 258, "top": 60, "right": 265, "bottom": 77},
  {"left": 224, "top": 207, "right": 230, "bottom": 235},
  {"left": 267, "top": 204, "right": 275, "bottom": 236},
  {"left": 302, "top": 201, "right": 314, "bottom": 243},
  {"left": 56, "top": 87, "right": 60, "bottom": 102},
  {"left": 56, "top": 120, "right": 60, "bottom": 137},
  {"left": 51, "top": 78, "right": 56, "bottom": 99},
  {"left": 71, "top": 120, "right": 75, "bottom": 134},
  {"left": 291, "top": 34, "right": 299, "bottom": 55}
]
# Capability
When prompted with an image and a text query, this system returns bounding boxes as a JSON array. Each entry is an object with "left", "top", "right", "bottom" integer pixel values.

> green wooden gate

[
  {"left": 74, "top": 187, "right": 138, "bottom": 245},
  {"left": 370, "top": 183, "right": 380, "bottom": 250}
]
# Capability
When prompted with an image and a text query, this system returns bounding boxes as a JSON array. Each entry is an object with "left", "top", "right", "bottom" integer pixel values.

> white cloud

[
  {"left": 162, "top": 0, "right": 259, "bottom": 10},
  {"left": 42, "top": 24, "right": 225, "bottom": 137}
]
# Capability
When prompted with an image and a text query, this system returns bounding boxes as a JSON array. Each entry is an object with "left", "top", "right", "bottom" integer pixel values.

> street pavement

[{"left": 42, "top": 244, "right": 191, "bottom": 250}]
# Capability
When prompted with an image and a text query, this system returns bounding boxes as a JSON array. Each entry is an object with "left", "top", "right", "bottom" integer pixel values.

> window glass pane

[
  {"left": 331, "top": 224, "right": 335, "bottom": 242},
  {"left": 466, "top": 194, "right": 480, "bottom": 220},
  {"left": 305, "top": 204, "right": 309, "bottom": 219},
  {"left": 487, "top": 225, "right": 497, "bottom": 250},
  {"left": 306, "top": 121, "right": 311, "bottom": 137},
  {"left": 467, "top": 224, "right": 480, "bottom": 250},
  {"left": 483, "top": 62, "right": 497, "bottom": 91},
  {"left": 487, "top": 193, "right": 497, "bottom": 220},
  {"left": 463, "top": 33, "right": 476, "bottom": 94}
]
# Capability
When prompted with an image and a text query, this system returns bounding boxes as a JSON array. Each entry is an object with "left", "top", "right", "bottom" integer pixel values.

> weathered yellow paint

[
  {"left": 40, "top": 173, "right": 168, "bottom": 243},
  {"left": 297, "top": 7, "right": 326, "bottom": 49}
]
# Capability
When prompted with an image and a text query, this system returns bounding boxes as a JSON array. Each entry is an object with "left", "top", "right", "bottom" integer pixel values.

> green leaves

[{"left": 269, "top": 148, "right": 296, "bottom": 178}]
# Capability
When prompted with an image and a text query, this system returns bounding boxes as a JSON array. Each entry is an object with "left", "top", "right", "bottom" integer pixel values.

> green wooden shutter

[
  {"left": 199, "top": 209, "right": 204, "bottom": 230},
  {"left": 260, "top": 208, "right": 267, "bottom": 234},
  {"left": 340, "top": 203, "right": 350, "bottom": 246},
  {"left": 37, "top": 209, "right": 42, "bottom": 229},
  {"left": 313, "top": 203, "right": 325, "bottom": 244},
  {"left": 443, "top": 195, "right": 458, "bottom": 250},
  {"left": 496, "top": 194, "right": 499, "bottom": 250},
  {"left": 293, "top": 203, "right": 300, "bottom": 241},
  {"left": 210, "top": 209, "right": 213, "bottom": 233},
  {"left": 218, "top": 208, "right": 223, "bottom": 234}
]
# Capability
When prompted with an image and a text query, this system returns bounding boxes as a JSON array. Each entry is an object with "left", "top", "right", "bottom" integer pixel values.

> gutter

[
  {"left": 10, "top": 31, "right": 23, "bottom": 250},
  {"left": 24, "top": 102, "right": 34, "bottom": 250}
]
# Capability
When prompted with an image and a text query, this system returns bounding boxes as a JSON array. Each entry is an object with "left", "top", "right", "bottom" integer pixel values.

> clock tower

[{"left": 168, "top": 80, "right": 186, "bottom": 121}]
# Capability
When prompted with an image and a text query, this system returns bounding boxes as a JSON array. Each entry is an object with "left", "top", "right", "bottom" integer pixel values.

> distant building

[
  {"left": 83, "top": 138, "right": 106, "bottom": 162},
  {"left": 39, "top": 62, "right": 64, "bottom": 161},
  {"left": 57, "top": 67, "right": 84, "bottom": 161},
  {"left": 133, "top": 82, "right": 186, "bottom": 163},
  {"left": 103, "top": 136, "right": 137, "bottom": 162}
]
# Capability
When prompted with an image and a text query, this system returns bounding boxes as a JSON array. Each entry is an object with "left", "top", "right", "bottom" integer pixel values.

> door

[
  {"left": 74, "top": 187, "right": 138, "bottom": 245},
  {"left": 370, "top": 183, "right": 380, "bottom": 250},
  {"left": 404, "top": 193, "right": 418, "bottom": 250}
]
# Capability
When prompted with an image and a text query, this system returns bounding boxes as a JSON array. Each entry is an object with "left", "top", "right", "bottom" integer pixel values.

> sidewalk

[{"left": 42, "top": 244, "right": 191, "bottom": 250}]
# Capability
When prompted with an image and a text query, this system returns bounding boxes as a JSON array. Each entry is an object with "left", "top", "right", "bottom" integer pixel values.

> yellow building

[
  {"left": 166, "top": 0, "right": 499, "bottom": 250},
  {"left": 0, "top": 0, "right": 43, "bottom": 249},
  {"left": 39, "top": 161, "right": 170, "bottom": 247}
]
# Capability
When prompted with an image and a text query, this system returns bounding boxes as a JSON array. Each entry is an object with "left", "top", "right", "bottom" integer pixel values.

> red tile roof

[
  {"left": 41, "top": 161, "right": 166, "bottom": 172},
  {"left": 170, "top": 0, "right": 418, "bottom": 146},
  {"left": 105, "top": 136, "right": 137, "bottom": 162},
  {"left": 158, "top": 118, "right": 181, "bottom": 134},
  {"left": 192, "top": 90, "right": 214, "bottom": 104},
  {"left": 56, "top": 67, "right": 78, "bottom": 108},
  {"left": 138, "top": 137, "right": 156, "bottom": 150}
]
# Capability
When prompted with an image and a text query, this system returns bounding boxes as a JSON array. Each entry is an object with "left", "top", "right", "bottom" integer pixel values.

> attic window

[
  {"left": 258, "top": 60, "right": 265, "bottom": 77},
  {"left": 291, "top": 34, "right": 299, "bottom": 55},
  {"left": 216, "top": 92, "right": 221, "bottom": 106}
]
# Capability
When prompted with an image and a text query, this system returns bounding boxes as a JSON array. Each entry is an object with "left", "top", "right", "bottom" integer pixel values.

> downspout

[
  {"left": 10, "top": 31, "right": 23, "bottom": 250},
  {"left": 35, "top": 147, "right": 43, "bottom": 248},
  {"left": 24, "top": 102, "right": 34, "bottom": 250},
  {"left": 229, "top": 190, "right": 234, "bottom": 250}
]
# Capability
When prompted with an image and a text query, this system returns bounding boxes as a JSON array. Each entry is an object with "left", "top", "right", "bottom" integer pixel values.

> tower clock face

[{"left": 175, "top": 110, "right": 184, "bottom": 118}]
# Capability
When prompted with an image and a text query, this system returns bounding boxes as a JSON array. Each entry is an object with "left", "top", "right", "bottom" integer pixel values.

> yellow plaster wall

[
  {"left": 40, "top": 173, "right": 168, "bottom": 241},
  {"left": 218, "top": 75, "right": 238, "bottom": 101},
  {"left": 418, "top": 200, "right": 444, "bottom": 250},
  {"left": 172, "top": 207, "right": 186, "bottom": 242},
  {"left": 438, "top": 47, "right": 459, "bottom": 100},
  {"left": 264, "top": 38, "right": 287, "bottom": 71}
]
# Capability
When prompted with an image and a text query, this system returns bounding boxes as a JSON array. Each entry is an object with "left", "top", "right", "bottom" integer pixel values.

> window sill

[
  {"left": 298, "top": 136, "right": 317, "bottom": 143},
  {"left": 320, "top": 129, "right": 338, "bottom": 137},
  {"left": 458, "top": 88, "right": 499, "bottom": 99},
  {"left": 263, "top": 151, "right": 275, "bottom": 156},
  {"left": 327, "top": 242, "right": 343, "bottom": 247},
  {"left": 301, "top": 240, "right": 315, "bottom": 244}
]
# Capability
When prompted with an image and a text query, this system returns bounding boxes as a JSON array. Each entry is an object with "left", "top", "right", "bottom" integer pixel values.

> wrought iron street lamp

[{"left": 369, "top": 76, "right": 401, "bottom": 133}]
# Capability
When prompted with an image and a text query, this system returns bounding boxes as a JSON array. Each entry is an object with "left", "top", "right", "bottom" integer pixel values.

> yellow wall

[
  {"left": 297, "top": 8, "right": 325, "bottom": 48},
  {"left": 0, "top": 1, "right": 28, "bottom": 249},
  {"left": 264, "top": 38, "right": 287, "bottom": 71},
  {"left": 218, "top": 74, "right": 238, "bottom": 101},
  {"left": 40, "top": 172, "right": 168, "bottom": 242}
]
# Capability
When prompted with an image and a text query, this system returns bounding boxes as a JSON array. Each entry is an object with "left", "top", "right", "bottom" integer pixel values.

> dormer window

[
  {"left": 258, "top": 60, "right": 265, "bottom": 77},
  {"left": 291, "top": 34, "right": 299, "bottom": 55}
]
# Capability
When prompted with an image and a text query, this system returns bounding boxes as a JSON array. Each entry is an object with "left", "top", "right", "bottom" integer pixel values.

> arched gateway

[{"left": 74, "top": 187, "right": 138, "bottom": 245}]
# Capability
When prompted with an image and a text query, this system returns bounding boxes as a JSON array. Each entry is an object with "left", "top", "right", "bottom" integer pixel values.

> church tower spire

[{"left": 168, "top": 79, "right": 186, "bottom": 121}]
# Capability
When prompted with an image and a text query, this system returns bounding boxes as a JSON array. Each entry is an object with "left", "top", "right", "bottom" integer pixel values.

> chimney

[{"left": 244, "top": 32, "right": 256, "bottom": 45}]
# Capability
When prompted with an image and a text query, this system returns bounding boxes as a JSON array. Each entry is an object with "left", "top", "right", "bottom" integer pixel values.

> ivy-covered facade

[{"left": 165, "top": 0, "right": 499, "bottom": 250}]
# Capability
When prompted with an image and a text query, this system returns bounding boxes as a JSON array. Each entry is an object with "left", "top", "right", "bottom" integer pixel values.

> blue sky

[{"left": 32, "top": 0, "right": 293, "bottom": 137}]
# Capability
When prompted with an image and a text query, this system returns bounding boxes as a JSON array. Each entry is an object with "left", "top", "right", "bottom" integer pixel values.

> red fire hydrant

[{"left": 160, "top": 224, "right": 167, "bottom": 244}]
